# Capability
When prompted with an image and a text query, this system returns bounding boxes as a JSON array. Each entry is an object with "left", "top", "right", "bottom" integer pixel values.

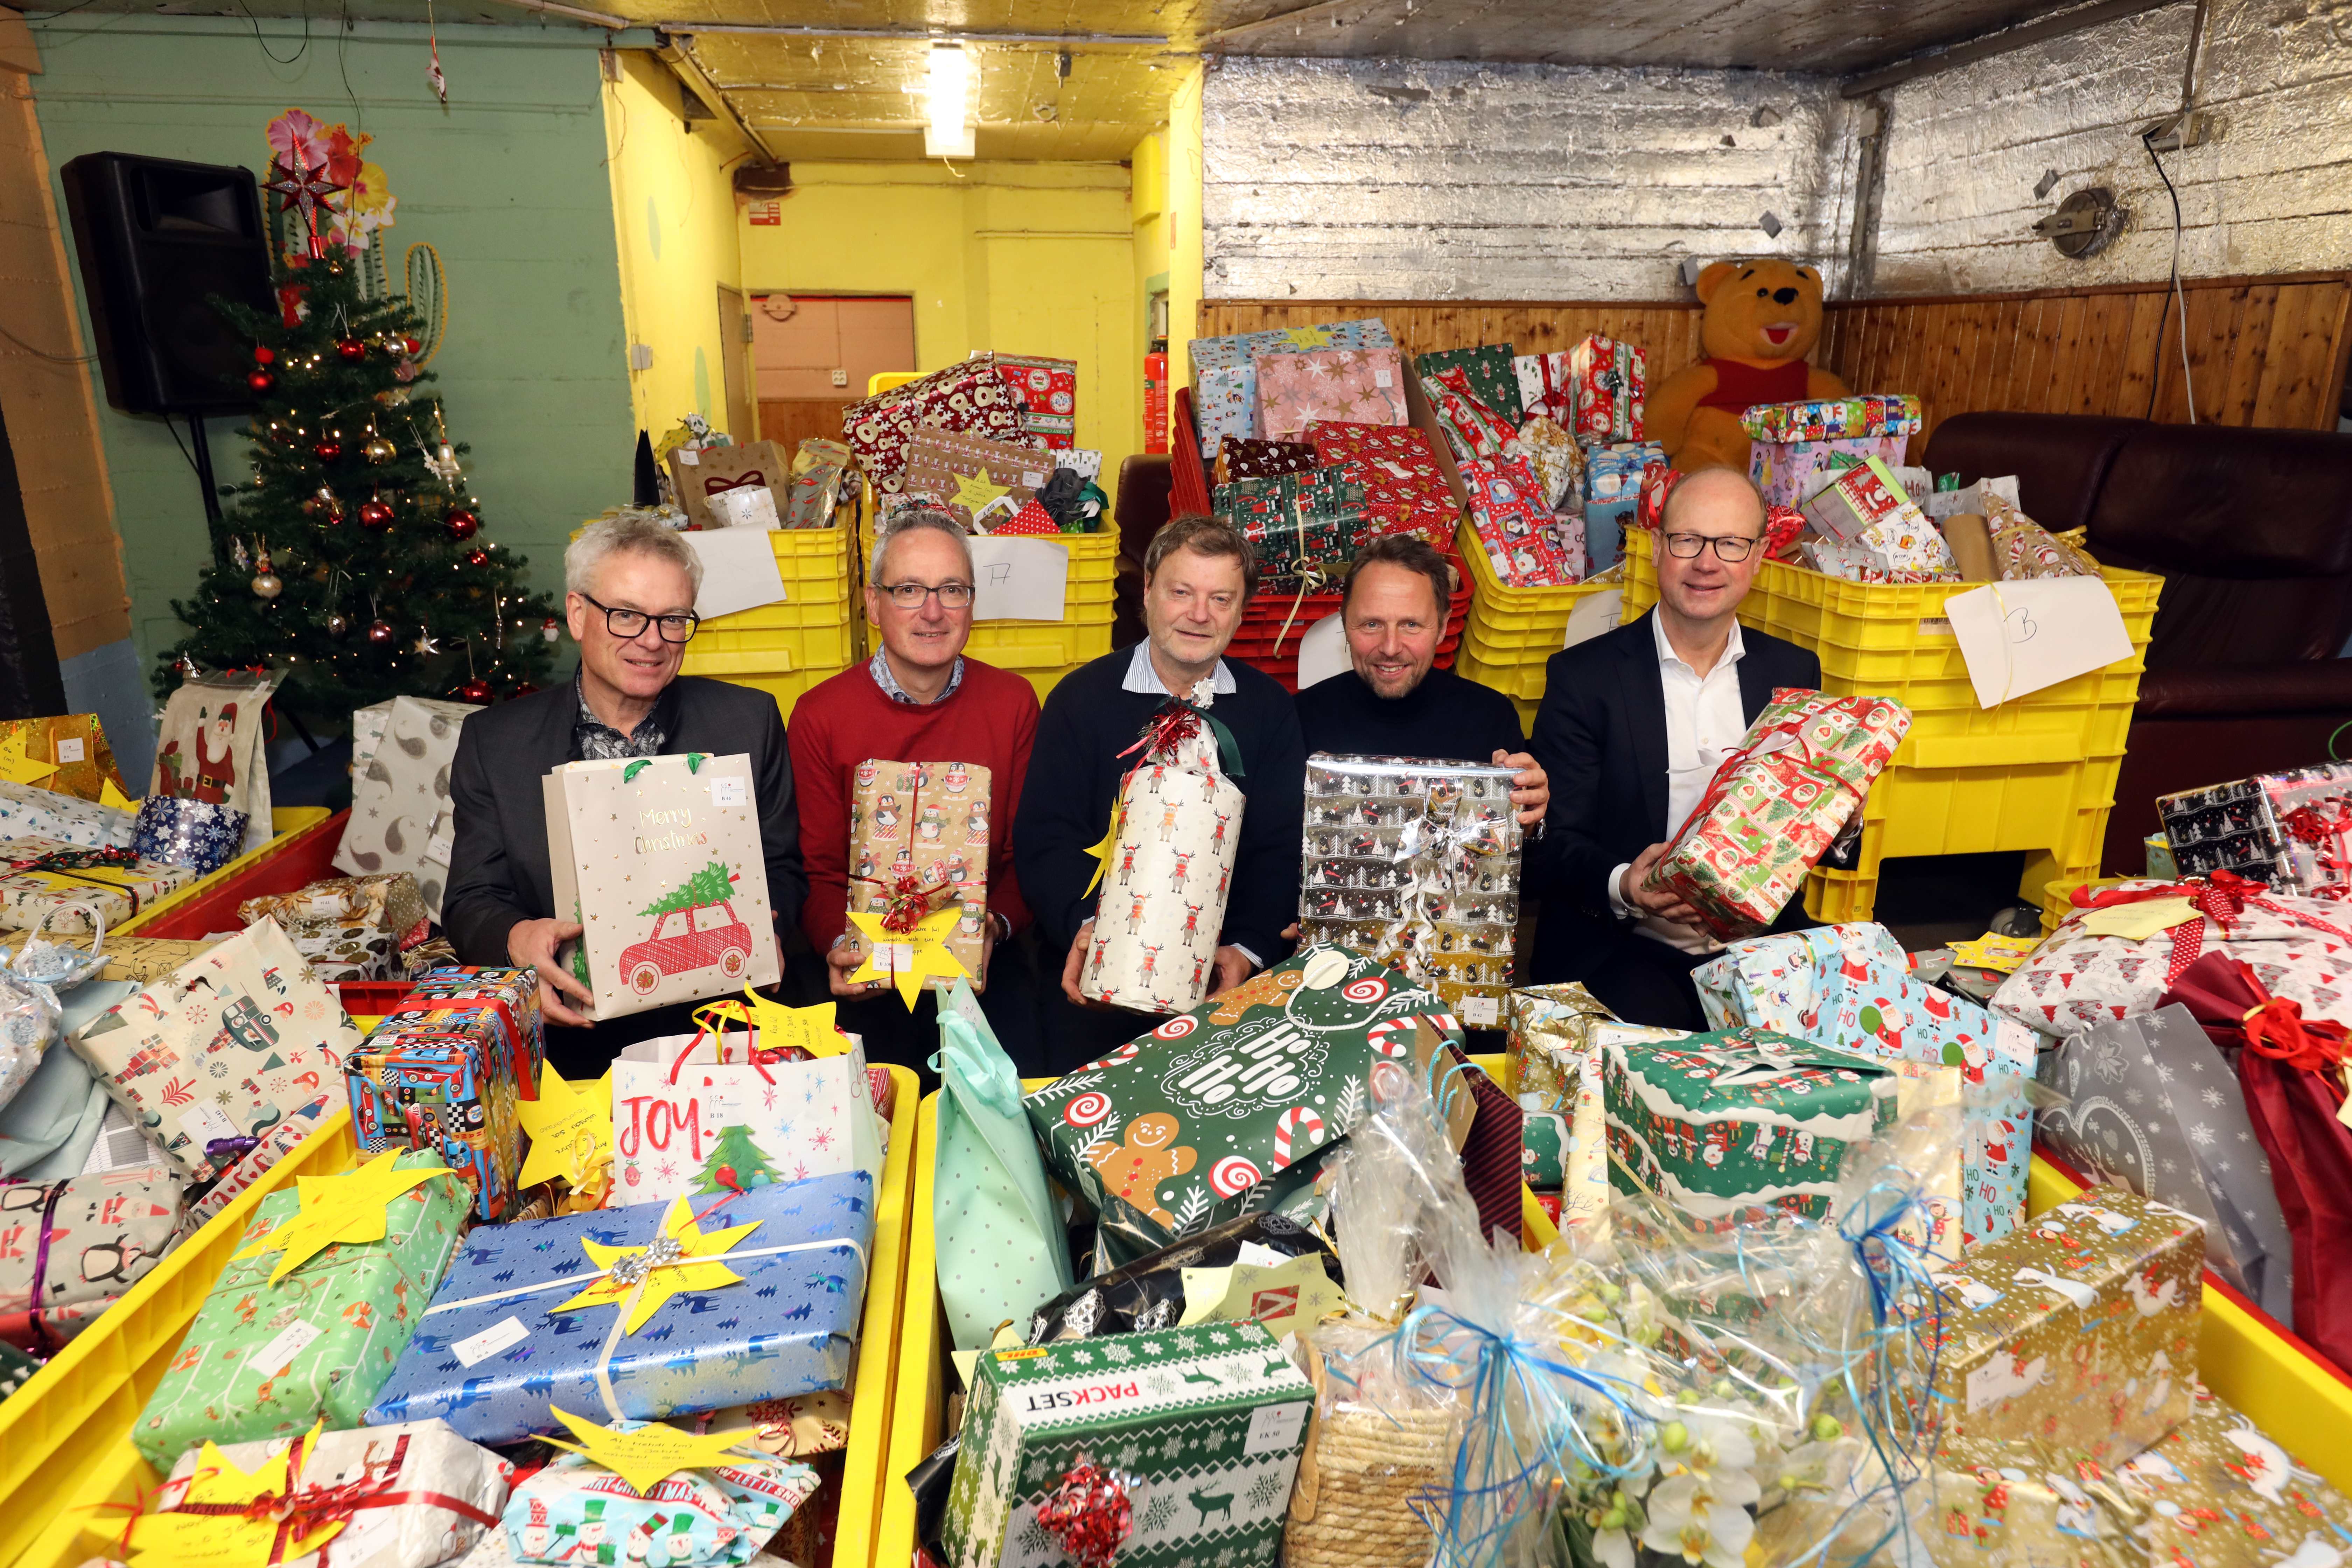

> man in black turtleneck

[{"left": 1295, "top": 536, "right": 1548, "bottom": 821}]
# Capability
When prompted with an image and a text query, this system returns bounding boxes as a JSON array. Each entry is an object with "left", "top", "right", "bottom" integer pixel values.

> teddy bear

[
  {"left": 1085, "top": 1112, "right": 1197, "bottom": 1230},
  {"left": 1647, "top": 258, "right": 1850, "bottom": 473}
]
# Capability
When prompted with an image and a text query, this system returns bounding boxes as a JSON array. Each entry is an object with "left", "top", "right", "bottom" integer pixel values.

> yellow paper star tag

[
  {"left": 735, "top": 992, "right": 848, "bottom": 1058},
  {"left": 2078, "top": 898, "right": 2201, "bottom": 942},
  {"left": 120, "top": 1422, "right": 345, "bottom": 1568},
  {"left": 1948, "top": 933, "right": 2043, "bottom": 974},
  {"left": 0, "top": 729, "right": 60, "bottom": 788},
  {"left": 949, "top": 467, "right": 1012, "bottom": 517},
  {"left": 1081, "top": 797, "right": 1126, "bottom": 896},
  {"left": 544, "top": 1408, "right": 760, "bottom": 1497},
  {"left": 517, "top": 1067, "right": 613, "bottom": 1196},
  {"left": 553, "top": 1195, "right": 761, "bottom": 1335},
  {"left": 233, "top": 1152, "right": 450, "bottom": 1283},
  {"left": 99, "top": 777, "right": 140, "bottom": 812},
  {"left": 847, "top": 905, "right": 968, "bottom": 1009},
  {"left": 1280, "top": 324, "right": 1333, "bottom": 349}
]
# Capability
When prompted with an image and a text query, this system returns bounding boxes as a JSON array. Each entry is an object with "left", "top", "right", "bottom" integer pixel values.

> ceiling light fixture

[{"left": 925, "top": 42, "right": 975, "bottom": 158}]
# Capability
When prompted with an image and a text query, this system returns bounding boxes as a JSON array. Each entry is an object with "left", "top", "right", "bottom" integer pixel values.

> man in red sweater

[{"left": 788, "top": 508, "right": 1043, "bottom": 1076}]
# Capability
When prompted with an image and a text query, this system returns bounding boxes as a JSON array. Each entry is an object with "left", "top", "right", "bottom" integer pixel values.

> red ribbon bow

[{"left": 2072, "top": 868, "right": 2268, "bottom": 927}]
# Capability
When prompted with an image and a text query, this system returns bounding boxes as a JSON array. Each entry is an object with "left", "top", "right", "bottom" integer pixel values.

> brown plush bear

[{"left": 1648, "top": 258, "right": 1850, "bottom": 473}]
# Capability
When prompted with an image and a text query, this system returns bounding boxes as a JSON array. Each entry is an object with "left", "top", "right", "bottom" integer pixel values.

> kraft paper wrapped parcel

[{"left": 847, "top": 758, "right": 995, "bottom": 990}]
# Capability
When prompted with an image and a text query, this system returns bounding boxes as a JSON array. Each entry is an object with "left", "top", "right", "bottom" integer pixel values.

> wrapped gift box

[
  {"left": 1512, "top": 349, "right": 1576, "bottom": 426},
  {"left": 0, "top": 930, "right": 212, "bottom": 983},
  {"left": 1748, "top": 434, "right": 1906, "bottom": 510},
  {"left": 0, "top": 839, "right": 191, "bottom": 935},
  {"left": 1038, "top": 946, "right": 1469, "bottom": 1259},
  {"left": 130, "top": 1150, "right": 468, "bottom": 1467},
  {"left": 1077, "top": 720, "right": 1242, "bottom": 1016},
  {"left": 1190, "top": 321, "right": 1396, "bottom": 456},
  {"left": 240, "top": 872, "right": 429, "bottom": 983},
  {"left": 2158, "top": 761, "right": 2352, "bottom": 896},
  {"left": 1465, "top": 456, "right": 1576, "bottom": 588},
  {"left": 1583, "top": 440, "right": 1668, "bottom": 573},
  {"left": 1296, "top": 754, "right": 1522, "bottom": 1028},
  {"left": 1421, "top": 367, "right": 1519, "bottom": 464},
  {"left": 0, "top": 781, "right": 134, "bottom": 849},
  {"left": 335, "top": 695, "right": 482, "bottom": 921},
  {"left": 1306, "top": 421, "right": 1457, "bottom": 543},
  {"left": 72, "top": 918, "right": 361, "bottom": 1179},
  {"left": 942, "top": 1322, "right": 1314, "bottom": 1568},
  {"left": 545, "top": 752, "right": 782, "bottom": 1019},
  {"left": 847, "top": 758, "right": 994, "bottom": 991},
  {"left": 133, "top": 795, "right": 249, "bottom": 874},
  {"left": 2119, "top": 1385, "right": 2352, "bottom": 1567},
  {"left": 1646, "top": 690, "right": 1911, "bottom": 943},
  {"left": 1253, "top": 347, "right": 1409, "bottom": 442},
  {"left": 393, "top": 968, "right": 546, "bottom": 1097},
  {"left": 1565, "top": 334, "right": 1646, "bottom": 446},
  {"left": 842, "top": 355, "right": 1028, "bottom": 496},
  {"left": 480, "top": 1432, "right": 818, "bottom": 1567},
  {"left": 901, "top": 424, "right": 1054, "bottom": 530},
  {"left": 1514, "top": 415, "right": 1584, "bottom": 511},
  {"left": 0, "top": 714, "right": 129, "bottom": 803},
  {"left": 146, "top": 1418, "right": 513, "bottom": 1568},
  {"left": 784, "top": 437, "right": 856, "bottom": 530},
  {"left": 1985, "top": 495, "right": 2100, "bottom": 579},
  {"left": 996, "top": 352, "right": 1079, "bottom": 449},
  {"left": 0, "top": 1165, "right": 183, "bottom": 1352},
  {"left": 348, "top": 993, "right": 531, "bottom": 1219},
  {"left": 1214, "top": 467, "right": 1373, "bottom": 590},
  {"left": 1505, "top": 982, "right": 1615, "bottom": 1110},
  {"left": 364, "top": 1171, "right": 877, "bottom": 1445},
  {"left": 1212, "top": 438, "right": 1320, "bottom": 486},
  {"left": 1742, "top": 395, "right": 1922, "bottom": 444},
  {"left": 1799, "top": 457, "right": 1957, "bottom": 578},
  {"left": 1693, "top": 922, "right": 2036, "bottom": 1245},
  {"left": 1192, "top": 364, "right": 1263, "bottom": 458},
  {"left": 1413, "top": 344, "right": 1522, "bottom": 426},
  {"left": 180, "top": 1112, "right": 324, "bottom": 1233},
  {"left": 1923, "top": 1185, "right": 2202, "bottom": 1469}
]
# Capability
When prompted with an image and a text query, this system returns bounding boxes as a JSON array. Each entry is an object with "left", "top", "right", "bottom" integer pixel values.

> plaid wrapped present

[
  {"left": 1566, "top": 334, "right": 1646, "bottom": 446},
  {"left": 1740, "top": 394, "right": 1922, "bottom": 444},
  {"left": 1464, "top": 456, "right": 1577, "bottom": 587},
  {"left": 0, "top": 780, "right": 134, "bottom": 850},
  {"left": 995, "top": 353, "right": 1077, "bottom": 449},
  {"left": 841, "top": 355, "right": 1028, "bottom": 496},
  {"left": 1253, "top": 346, "right": 1409, "bottom": 441},
  {"left": 1212, "top": 437, "right": 1320, "bottom": 486},
  {"left": 901, "top": 423, "right": 1053, "bottom": 530},
  {"left": 1800, "top": 457, "right": 1957, "bottom": 578},
  {"left": 1414, "top": 344, "right": 1522, "bottom": 426},
  {"left": 1422, "top": 367, "right": 1519, "bottom": 465},
  {"left": 1305, "top": 420, "right": 1457, "bottom": 543},
  {"left": 1214, "top": 465, "right": 1372, "bottom": 588},
  {"left": 1645, "top": 690, "right": 1912, "bottom": 942},
  {"left": 0, "top": 840, "right": 195, "bottom": 934},
  {"left": 1189, "top": 318, "right": 1395, "bottom": 460}
]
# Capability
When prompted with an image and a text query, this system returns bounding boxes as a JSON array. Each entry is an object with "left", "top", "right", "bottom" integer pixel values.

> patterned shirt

[
  {"left": 868, "top": 651, "right": 965, "bottom": 706},
  {"left": 572, "top": 673, "right": 668, "bottom": 761}
]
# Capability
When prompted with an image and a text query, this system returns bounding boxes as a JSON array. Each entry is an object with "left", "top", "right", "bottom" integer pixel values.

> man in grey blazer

[{"left": 442, "top": 514, "right": 807, "bottom": 1074}]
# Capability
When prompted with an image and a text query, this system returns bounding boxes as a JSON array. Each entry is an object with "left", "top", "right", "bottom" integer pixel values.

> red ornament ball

[
  {"left": 247, "top": 369, "right": 275, "bottom": 393},
  {"left": 512, "top": 681, "right": 540, "bottom": 697},
  {"left": 253, "top": 344, "right": 276, "bottom": 365},
  {"left": 358, "top": 500, "right": 395, "bottom": 528},
  {"left": 364, "top": 619, "right": 395, "bottom": 645},
  {"left": 463, "top": 547, "right": 490, "bottom": 568},
  {"left": 402, "top": 336, "right": 422, "bottom": 355},
  {"left": 336, "top": 337, "right": 367, "bottom": 362},
  {"left": 446, "top": 508, "right": 481, "bottom": 540},
  {"left": 456, "top": 677, "right": 493, "bottom": 704},
  {"left": 313, "top": 439, "right": 344, "bottom": 462}
]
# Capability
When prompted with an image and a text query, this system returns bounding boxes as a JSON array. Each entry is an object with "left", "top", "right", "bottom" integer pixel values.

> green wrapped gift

[
  {"left": 1211, "top": 466, "right": 1371, "bottom": 588},
  {"left": 1603, "top": 1029, "right": 1941, "bottom": 1232},
  {"left": 130, "top": 1149, "right": 467, "bottom": 1468},
  {"left": 1413, "top": 344, "right": 1523, "bottom": 426},
  {"left": 942, "top": 1321, "right": 1314, "bottom": 1568}
]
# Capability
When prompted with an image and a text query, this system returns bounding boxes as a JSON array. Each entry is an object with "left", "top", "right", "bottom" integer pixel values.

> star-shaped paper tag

[
  {"left": 1280, "top": 324, "right": 1333, "bottom": 349},
  {"left": 516, "top": 1066, "right": 612, "bottom": 1197},
  {"left": 0, "top": 729, "right": 60, "bottom": 788},
  {"left": 847, "top": 905, "right": 967, "bottom": 1009},
  {"left": 121, "top": 1421, "right": 345, "bottom": 1568},
  {"left": 736, "top": 992, "right": 848, "bottom": 1058},
  {"left": 99, "top": 776, "right": 140, "bottom": 812},
  {"left": 553, "top": 1195, "right": 762, "bottom": 1335},
  {"left": 950, "top": 467, "right": 1012, "bottom": 518},
  {"left": 234, "top": 1151, "right": 450, "bottom": 1283},
  {"left": 1080, "top": 797, "right": 1127, "bottom": 896},
  {"left": 544, "top": 1408, "right": 761, "bottom": 1497},
  {"left": 2077, "top": 898, "right": 2200, "bottom": 942},
  {"left": 1947, "top": 933, "right": 2043, "bottom": 974}
]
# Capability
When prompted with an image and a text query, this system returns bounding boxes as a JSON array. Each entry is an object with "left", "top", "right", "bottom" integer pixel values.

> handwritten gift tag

[
  {"left": 969, "top": 537, "right": 1070, "bottom": 623},
  {"left": 1944, "top": 576, "right": 2133, "bottom": 708}
]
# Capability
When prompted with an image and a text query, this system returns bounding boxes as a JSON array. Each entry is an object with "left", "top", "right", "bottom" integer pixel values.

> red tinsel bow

[
  {"left": 107, "top": 1433, "right": 499, "bottom": 1562},
  {"left": 1117, "top": 700, "right": 1203, "bottom": 768},
  {"left": 6, "top": 845, "right": 141, "bottom": 875},
  {"left": 2283, "top": 801, "right": 2352, "bottom": 896},
  {"left": 2226, "top": 959, "right": 2350, "bottom": 1073},
  {"left": 1036, "top": 1457, "right": 1138, "bottom": 1568}
]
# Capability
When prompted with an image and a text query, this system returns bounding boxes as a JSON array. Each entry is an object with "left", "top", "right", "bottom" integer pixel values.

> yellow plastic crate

[
  {"left": 2039, "top": 874, "right": 2135, "bottom": 936},
  {"left": 1622, "top": 528, "right": 2161, "bottom": 919},
  {"left": 857, "top": 509, "right": 1119, "bottom": 703},
  {"left": 2028, "top": 1154, "right": 2352, "bottom": 1494},
  {"left": 1454, "top": 645, "right": 1540, "bottom": 734},
  {"left": 677, "top": 524, "right": 858, "bottom": 696},
  {"left": 1455, "top": 516, "right": 1621, "bottom": 655},
  {"left": 16, "top": 1065, "right": 921, "bottom": 1568}
]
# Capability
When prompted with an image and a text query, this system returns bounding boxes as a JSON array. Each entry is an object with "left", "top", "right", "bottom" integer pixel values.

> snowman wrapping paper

[
  {"left": 544, "top": 753, "right": 780, "bottom": 1020},
  {"left": 1079, "top": 703, "right": 1246, "bottom": 1017},
  {"left": 847, "top": 758, "right": 993, "bottom": 991}
]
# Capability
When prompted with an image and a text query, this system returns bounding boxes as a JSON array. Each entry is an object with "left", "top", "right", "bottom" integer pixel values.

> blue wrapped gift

[
  {"left": 133, "top": 794, "right": 250, "bottom": 874},
  {"left": 1188, "top": 318, "right": 1393, "bottom": 458},
  {"left": 363, "top": 1171, "right": 875, "bottom": 1445}
]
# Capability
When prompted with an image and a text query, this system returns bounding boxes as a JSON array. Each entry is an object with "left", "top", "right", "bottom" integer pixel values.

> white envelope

[
  {"left": 1944, "top": 577, "right": 2133, "bottom": 708},
  {"left": 683, "top": 527, "right": 790, "bottom": 621},
  {"left": 970, "top": 537, "right": 1070, "bottom": 622}
]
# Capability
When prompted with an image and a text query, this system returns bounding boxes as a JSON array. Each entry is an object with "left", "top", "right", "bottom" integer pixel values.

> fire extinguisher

[{"left": 1143, "top": 349, "right": 1169, "bottom": 455}]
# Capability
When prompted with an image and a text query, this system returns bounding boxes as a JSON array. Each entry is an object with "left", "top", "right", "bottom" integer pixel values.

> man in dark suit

[
  {"left": 1527, "top": 467, "right": 1821, "bottom": 1028},
  {"left": 442, "top": 516, "right": 807, "bottom": 1074}
]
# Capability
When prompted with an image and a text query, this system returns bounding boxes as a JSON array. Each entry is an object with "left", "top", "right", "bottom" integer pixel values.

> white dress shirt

[{"left": 1607, "top": 613, "right": 1748, "bottom": 954}]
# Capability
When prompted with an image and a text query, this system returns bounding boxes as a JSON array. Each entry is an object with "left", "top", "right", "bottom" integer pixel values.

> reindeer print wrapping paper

[
  {"left": 130, "top": 1151, "right": 467, "bottom": 1469},
  {"left": 848, "top": 759, "right": 993, "bottom": 992},
  {"left": 71, "top": 917, "right": 363, "bottom": 1180},
  {"left": 335, "top": 695, "right": 483, "bottom": 920},
  {"left": 364, "top": 1170, "right": 876, "bottom": 1446},
  {"left": 1078, "top": 726, "right": 1245, "bottom": 1017},
  {"left": 0, "top": 1164, "right": 184, "bottom": 1352},
  {"left": 1922, "top": 1185, "right": 2203, "bottom": 1471},
  {"left": 942, "top": 1321, "right": 1314, "bottom": 1568},
  {"left": 1692, "top": 922, "right": 2036, "bottom": 1246}
]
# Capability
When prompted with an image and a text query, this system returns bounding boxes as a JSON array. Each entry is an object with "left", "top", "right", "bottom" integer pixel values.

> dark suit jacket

[
  {"left": 1525, "top": 609, "right": 1822, "bottom": 983},
  {"left": 441, "top": 674, "right": 808, "bottom": 967}
]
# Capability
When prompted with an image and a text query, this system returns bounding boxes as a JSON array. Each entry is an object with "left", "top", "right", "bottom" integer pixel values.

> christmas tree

[
  {"left": 156, "top": 107, "right": 561, "bottom": 722},
  {"left": 694, "top": 1123, "right": 780, "bottom": 1194},
  {"left": 643, "top": 860, "right": 739, "bottom": 919}
]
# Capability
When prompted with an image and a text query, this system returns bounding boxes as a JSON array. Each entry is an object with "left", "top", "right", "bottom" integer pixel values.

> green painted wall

[{"left": 26, "top": 16, "right": 637, "bottom": 679}]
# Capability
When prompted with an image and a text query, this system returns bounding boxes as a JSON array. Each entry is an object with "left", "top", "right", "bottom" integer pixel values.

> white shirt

[
  {"left": 1608, "top": 613, "right": 1748, "bottom": 954},
  {"left": 1121, "top": 642, "right": 1238, "bottom": 698}
]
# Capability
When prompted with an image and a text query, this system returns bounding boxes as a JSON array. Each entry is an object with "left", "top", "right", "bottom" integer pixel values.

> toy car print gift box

[{"left": 544, "top": 752, "right": 782, "bottom": 1020}]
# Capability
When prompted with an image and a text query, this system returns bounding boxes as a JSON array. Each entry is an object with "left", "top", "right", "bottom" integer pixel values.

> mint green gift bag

[{"left": 933, "top": 980, "right": 1072, "bottom": 1351}]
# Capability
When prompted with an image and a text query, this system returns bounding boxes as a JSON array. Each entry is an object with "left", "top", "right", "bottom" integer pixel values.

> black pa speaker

[{"left": 60, "top": 153, "right": 274, "bottom": 416}]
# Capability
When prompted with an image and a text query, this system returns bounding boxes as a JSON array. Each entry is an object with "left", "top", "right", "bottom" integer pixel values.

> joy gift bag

[
  {"left": 1079, "top": 700, "right": 1246, "bottom": 1016},
  {"left": 336, "top": 695, "right": 483, "bottom": 921},
  {"left": 544, "top": 752, "right": 780, "bottom": 1020},
  {"left": 847, "top": 759, "right": 993, "bottom": 992}
]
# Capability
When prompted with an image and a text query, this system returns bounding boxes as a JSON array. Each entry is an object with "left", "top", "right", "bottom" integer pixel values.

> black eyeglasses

[
  {"left": 578, "top": 593, "right": 700, "bottom": 643},
  {"left": 1662, "top": 532, "right": 1759, "bottom": 562},
  {"left": 877, "top": 581, "right": 976, "bottom": 609}
]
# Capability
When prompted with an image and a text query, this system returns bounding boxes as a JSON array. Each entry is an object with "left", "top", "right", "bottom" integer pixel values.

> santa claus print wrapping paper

[
  {"left": 847, "top": 759, "right": 995, "bottom": 991},
  {"left": 1305, "top": 420, "right": 1459, "bottom": 544},
  {"left": 1564, "top": 334, "right": 1647, "bottom": 446}
]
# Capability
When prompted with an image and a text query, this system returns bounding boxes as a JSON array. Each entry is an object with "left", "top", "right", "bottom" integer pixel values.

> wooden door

[
  {"left": 716, "top": 284, "right": 754, "bottom": 443},
  {"left": 752, "top": 294, "right": 915, "bottom": 454}
]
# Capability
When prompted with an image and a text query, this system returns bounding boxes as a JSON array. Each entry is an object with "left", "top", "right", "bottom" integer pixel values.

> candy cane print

[{"left": 1272, "top": 1106, "right": 1326, "bottom": 1169}]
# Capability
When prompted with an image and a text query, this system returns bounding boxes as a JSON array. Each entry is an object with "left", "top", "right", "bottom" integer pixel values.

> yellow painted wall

[
  {"left": 738, "top": 161, "right": 1141, "bottom": 509},
  {"left": 604, "top": 52, "right": 749, "bottom": 439},
  {"left": 1130, "top": 126, "right": 1169, "bottom": 454},
  {"left": 1167, "top": 63, "right": 1205, "bottom": 395}
]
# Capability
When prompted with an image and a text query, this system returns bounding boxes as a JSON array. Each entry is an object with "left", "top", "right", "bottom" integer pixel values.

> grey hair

[
  {"left": 566, "top": 514, "right": 705, "bottom": 597},
  {"left": 868, "top": 507, "right": 975, "bottom": 585}
]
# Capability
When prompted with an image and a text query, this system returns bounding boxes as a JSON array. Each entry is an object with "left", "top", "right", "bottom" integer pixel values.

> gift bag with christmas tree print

[{"left": 544, "top": 752, "right": 781, "bottom": 1018}]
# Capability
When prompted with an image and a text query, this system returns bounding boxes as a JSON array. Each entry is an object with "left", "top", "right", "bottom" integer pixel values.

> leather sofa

[{"left": 1921, "top": 413, "right": 2352, "bottom": 874}]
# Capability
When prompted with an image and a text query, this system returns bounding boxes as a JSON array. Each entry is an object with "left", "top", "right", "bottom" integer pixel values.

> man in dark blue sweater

[{"left": 1015, "top": 517, "right": 1308, "bottom": 1071}]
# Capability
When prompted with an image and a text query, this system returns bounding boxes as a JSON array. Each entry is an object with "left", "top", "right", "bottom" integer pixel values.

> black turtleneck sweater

[{"left": 1294, "top": 665, "right": 1526, "bottom": 761}]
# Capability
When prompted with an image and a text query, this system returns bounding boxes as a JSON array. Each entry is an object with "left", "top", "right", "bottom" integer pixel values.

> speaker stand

[{"left": 187, "top": 412, "right": 225, "bottom": 540}]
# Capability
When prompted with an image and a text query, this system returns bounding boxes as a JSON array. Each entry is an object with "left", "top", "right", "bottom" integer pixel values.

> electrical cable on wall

[{"left": 2142, "top": 129, "right": 2194, "bottom": 425}]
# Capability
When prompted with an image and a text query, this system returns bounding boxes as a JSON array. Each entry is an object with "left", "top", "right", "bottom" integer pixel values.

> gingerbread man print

[{"left": 1083, "top": 1113, "right": 1197, "bottom": 1230}]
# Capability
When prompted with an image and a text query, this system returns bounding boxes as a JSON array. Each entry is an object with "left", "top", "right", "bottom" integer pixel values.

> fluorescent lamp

[{"left": 925, "top": 42, "right": 974, "bottom": 158}]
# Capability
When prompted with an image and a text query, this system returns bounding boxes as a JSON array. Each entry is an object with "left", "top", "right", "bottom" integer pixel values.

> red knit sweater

[{"left": 788, "top": 657, "right": 1040, "bottom": 951}]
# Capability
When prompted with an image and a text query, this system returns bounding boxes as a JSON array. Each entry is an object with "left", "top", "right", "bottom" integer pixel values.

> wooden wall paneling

[{"left": 2218, "top": 285, "right": 2281, "bottom": 426}]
